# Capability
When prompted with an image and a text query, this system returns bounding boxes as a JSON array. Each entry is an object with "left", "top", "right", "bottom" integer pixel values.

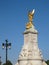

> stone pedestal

[
  {"left": 15, "top": 10, "right": 47, "bottom": 65},
  {"left": 15, "top": 24, "right": 47, "bottom": 65}
]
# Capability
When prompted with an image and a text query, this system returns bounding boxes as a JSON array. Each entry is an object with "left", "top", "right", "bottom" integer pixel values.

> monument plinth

[{"left": 15, "top": 9, "right": 47, "bottom": 65}]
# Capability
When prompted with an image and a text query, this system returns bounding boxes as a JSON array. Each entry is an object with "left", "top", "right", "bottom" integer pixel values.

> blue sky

[{"left": 0, "top": 0, "right": 49, "bottom": 65}]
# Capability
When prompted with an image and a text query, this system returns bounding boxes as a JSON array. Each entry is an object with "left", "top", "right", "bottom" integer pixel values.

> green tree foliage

[
  {"left": 46, "top": 60, "right": 49, "bottom": 65},
  {"left": 3, "top": 60, "right": 13, "bottom": 65}
]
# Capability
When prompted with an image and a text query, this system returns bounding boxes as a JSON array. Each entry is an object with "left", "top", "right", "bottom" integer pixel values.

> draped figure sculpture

[{"left": 26, "top": 9, "right": 35, "bottom": 29}]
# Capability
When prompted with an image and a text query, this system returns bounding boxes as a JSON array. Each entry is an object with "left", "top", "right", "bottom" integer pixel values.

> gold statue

[{"left": 26, "top": 9, "right": 35, "bottom": 29}]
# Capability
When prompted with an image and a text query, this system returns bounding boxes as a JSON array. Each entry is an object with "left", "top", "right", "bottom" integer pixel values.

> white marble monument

[{"left": 15, "top": 9, "right": 47, "bottom": 65}]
